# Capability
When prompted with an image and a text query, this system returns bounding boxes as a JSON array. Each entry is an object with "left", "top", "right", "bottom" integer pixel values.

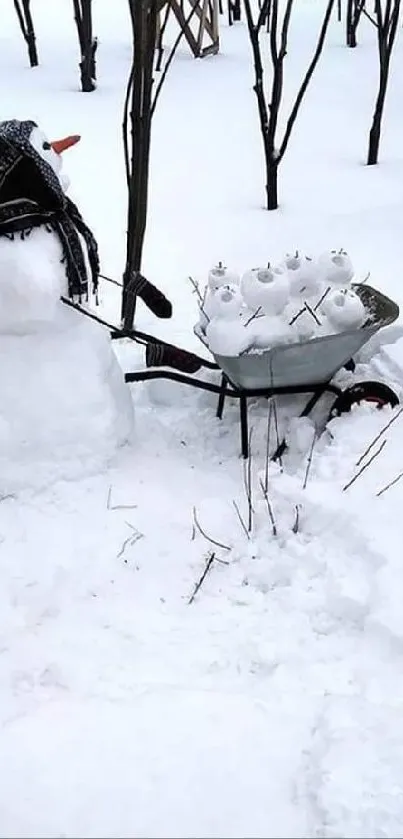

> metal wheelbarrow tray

[{"left": 194, "top": 284, "right": 399, "bottom": 390}]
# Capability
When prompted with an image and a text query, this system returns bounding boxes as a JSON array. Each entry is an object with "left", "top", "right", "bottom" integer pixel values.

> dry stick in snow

[
  {"left": 259, "top": 479, "right": 277, "bottom": 536},
  {"left": 188, "top": 276, "right": 210, "bottom": 323},
  {"left": 243, "top": 428, "right": 254, "bottom": 532},
  {"left": 343, "top": 439, "right": 387, "bottom": 492},
  {"left": 292, "top": 503, "right": 300, "bottom": 534},
  {"left": 376, "top": 469, "right": 403, "bottom": 498},
  {"left": 355, "top": 406, "right": 403, "bottom": 467},
  {"left": 107, "top": 486, "right": 137, "bottom": 510},
  {"left": 192, "top": 506, "right": 231, "bottom": 551},
  {"left": 188, "top": 552, "right": 216, "bottom": 604},
  {"left": 243, "top": 0, "right": 335, "bottom": 209},
  {"left": 263, "top": 398, "right": 274, "bottom": 493},
  {"left": 303, "top": 432, "right": 317, "bottom": 490},
  {"left": 232, "top": 500, "right": 250, "bottom": 539},
  {"left": 117, "top": 524, "right": 144, "bottom": 560}
]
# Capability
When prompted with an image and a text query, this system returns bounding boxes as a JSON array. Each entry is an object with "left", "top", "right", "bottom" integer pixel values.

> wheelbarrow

[{"left": 62, "top": 281, "right": 401, "bottom": 460}]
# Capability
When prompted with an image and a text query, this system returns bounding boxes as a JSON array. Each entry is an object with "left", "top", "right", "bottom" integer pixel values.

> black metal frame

[{"left": 124, "top": 367, "right": 342, "bottom": 459}]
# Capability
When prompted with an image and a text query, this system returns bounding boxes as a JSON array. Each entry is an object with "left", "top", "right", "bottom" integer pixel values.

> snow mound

[
  {"left": 0, "top": 692, "right": 312, "bottom": 839},
  {"left": 0, "top": 305, "right": 134, "bottom": 493}
]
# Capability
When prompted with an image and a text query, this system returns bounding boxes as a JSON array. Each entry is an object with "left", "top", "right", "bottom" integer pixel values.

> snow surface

[{"left": 2, "top": 1, "right": 403, "bottom": 836}]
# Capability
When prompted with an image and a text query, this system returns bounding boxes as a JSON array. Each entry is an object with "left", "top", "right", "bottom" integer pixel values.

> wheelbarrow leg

[
  {"left": 240, "top": 394, "right": 249, "bottom": 458},
  {"left": 216, "top": 374, "right": 227, "bottom": 419}
]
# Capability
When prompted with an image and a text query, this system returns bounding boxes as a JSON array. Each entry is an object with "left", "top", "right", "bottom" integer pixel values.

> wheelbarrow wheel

[{"left": 329, "top": 380, "right": 399, "bottom": 421}]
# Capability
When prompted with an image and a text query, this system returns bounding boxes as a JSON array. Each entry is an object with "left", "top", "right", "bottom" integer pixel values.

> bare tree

[
  {"left": 72, "top": 0, "right": 97, "bottom": 92},
  {"left": 346, "top": 0, "right": 366, "bottom": 46},
  {"left": 243, "top": 0, "right": 335, "bottom": 210},
  {"left": 122, "top": 0, "right": 200, "bottom": 327},
  {"left": 366, "top": 0, "right": 401, "bottom": 164},
  {"left": 14, "top": 0, "right": 38, "bottom": 67}
]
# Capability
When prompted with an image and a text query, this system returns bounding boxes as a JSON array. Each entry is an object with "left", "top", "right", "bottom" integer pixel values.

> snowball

[
  {"left": 285, "top": 252, "right": 323, "bottom": 299},
  {"left": 318, "top": 249, "right": 354, "bottom": 287},
  {"left": 322, "top": 288, "right": 366, "bottom": 331},
  {"left": 208, "top": 263, "right": 240, "bottom": 291},
  {"left": 240, "top": 266, "right": 290, "bottom": 315},
  {"left": 206, "top": 316, "right": 253, "bottom": 356},
  {"left": 251, "top": 314, "right": 294, "bottom": 350}
]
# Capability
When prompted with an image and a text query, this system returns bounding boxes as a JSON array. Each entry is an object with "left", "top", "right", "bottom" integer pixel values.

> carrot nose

[{"left": 50, "top": 134, "right": 81, "bottom": 154}]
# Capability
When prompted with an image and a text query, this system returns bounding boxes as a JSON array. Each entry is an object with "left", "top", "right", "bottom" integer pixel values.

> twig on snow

[
  {"left": 107, "top": 486, "right": 137, "bottom": 511},
  {"left": 263, "top": 398, "right": 274, "bottom": 494},
  {"left": 356, "top": 406, "right": 403, "bottom": 467},
  {"left": 232, "top": 499, "right": 250, "bottom": 539},
  {"left": 242, "top": 428, "right": 254, "bottom": 532},
  {"left": 259, "top": 479, "right": 277, "bottom": 536},
  {"left": 343, "top": 439, "right": 387, "bottom": 492},
  {"left": 303, "top": 432, "right": 317, "bottom": 490},
  {"left": 376, "top": 469, "right": 403, "bottom": 498},
  {"left": 292, "top": 503, "right": 300, "bottom": 534},
  {"left": 188, "top": 551, "right": 216, "bottom": 604},
  {"left": 117, "top": 521, "right": 144, "bottom": 559},
  {"left": 192, "top": 506, "right": 231, "bottom": 551}
]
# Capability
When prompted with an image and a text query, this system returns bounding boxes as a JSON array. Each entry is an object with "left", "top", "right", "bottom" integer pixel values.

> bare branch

[
  {"left": 232, "top": 500, "right": 250, "bottom": 539},
  {"left": 188, "top": 552, "right": 216, "bottom": 604},
  {"left": 192, "top": 506, "right": 231, "bottom": 551},
  {"left": 259, "top": 478, "right": 277, "bottom": 536},
  {"left": 303, "top": 432, "right": 317, "bottom": 490},
  {"left": 356, "top": 406, "right": 403, "bottom": 467},
  {"left": 376, "top": 469, "right": 403, "bottom": 498},
  {"left": 277, "top": 0, "right": 335, "bottom": 162},
  {"left": 343, "top": 439, "right": 387, "bottom": 491}
]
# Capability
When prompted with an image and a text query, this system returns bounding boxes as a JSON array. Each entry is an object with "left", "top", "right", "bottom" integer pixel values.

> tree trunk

[
  {"left": 14, "top": 0, "right": 38, "bottom": 67},
  {"left": 265, "top": 161, "right": 279, "bottom": 210},
  {"left": 367, "top": 65, "right": 389, "bottom": 165},
  {"left": 72, "top": 0, "right": 97, "bottom": 92},
  {"left": 346, "top": 0, "right": 357, "bottom": 46}
]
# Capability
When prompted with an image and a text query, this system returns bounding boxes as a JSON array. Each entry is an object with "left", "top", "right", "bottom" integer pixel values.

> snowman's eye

[{"left": 42, "top": 141, "right": 51, "bottom": 150}]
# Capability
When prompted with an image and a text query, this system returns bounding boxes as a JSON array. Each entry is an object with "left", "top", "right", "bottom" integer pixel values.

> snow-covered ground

[{"left": 2, "top": 2, "right": 403, "bottom": 836}]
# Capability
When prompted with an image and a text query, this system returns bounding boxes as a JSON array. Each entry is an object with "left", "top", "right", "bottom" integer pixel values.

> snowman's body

[{"left": 0, "top": 120, "right": 134, "bottom": 492}]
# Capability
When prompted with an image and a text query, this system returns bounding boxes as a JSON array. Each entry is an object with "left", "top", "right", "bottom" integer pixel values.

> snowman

[{"left": 0, "top": 118, "right": 134, "bottom": 492}]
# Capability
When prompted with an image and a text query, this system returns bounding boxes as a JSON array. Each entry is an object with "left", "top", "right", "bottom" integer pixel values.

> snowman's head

[{"left": 0, "top": 119, "right": 80, "bottom": 210}]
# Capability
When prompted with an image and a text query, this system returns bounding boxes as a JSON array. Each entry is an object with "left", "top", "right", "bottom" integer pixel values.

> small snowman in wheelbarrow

[{"left": 0, "top": 118, "right": 136, "bottom": 490}]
